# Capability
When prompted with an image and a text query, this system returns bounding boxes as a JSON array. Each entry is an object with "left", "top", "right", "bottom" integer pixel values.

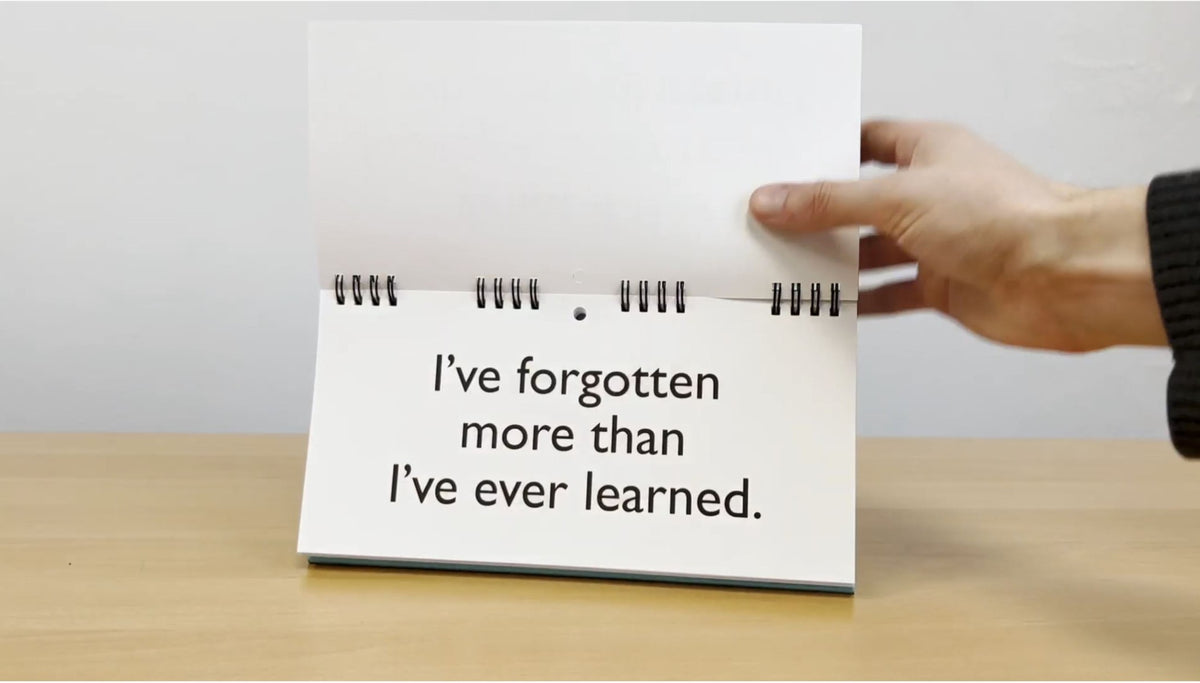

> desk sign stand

[{"left": 298, "top": 20, "right": 861, "bottom": 593}]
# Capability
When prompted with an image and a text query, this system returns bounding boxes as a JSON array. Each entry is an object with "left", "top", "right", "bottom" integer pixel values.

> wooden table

[{"left": 2, "top": 434, "right": 1199, "bottom": 679}]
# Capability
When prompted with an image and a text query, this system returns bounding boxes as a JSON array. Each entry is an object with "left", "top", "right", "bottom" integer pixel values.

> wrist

[
  {"left": 1037, "top": 186, "right": 1168, "bottom": 348},
  {"left": 1055, "top": 186, "right": 1153, "bottom": 281}
]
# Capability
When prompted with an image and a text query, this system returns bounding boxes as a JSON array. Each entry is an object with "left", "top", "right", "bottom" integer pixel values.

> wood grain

[{"left": 1, "top": 434, "right": 1198, "bottom": 679}]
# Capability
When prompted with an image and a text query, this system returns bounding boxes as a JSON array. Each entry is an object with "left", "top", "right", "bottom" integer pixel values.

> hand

[{"left": 749, "top": 120, "right": 1168, "bottom": 352}]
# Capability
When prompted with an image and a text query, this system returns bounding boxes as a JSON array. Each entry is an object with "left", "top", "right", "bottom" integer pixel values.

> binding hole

[
  {"left": 573, "top": 306, "right": 587, "bottom": 321},
  {"left": 334, "top": 274, "right": 345, "bottom": 305},
  {"left": 351, "top": 275, "right": 363, "bottom": 305}
]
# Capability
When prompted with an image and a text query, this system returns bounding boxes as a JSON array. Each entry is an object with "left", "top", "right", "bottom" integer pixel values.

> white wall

[{"left": 1, "top": 2, "right": 1197, "bottom": 437}]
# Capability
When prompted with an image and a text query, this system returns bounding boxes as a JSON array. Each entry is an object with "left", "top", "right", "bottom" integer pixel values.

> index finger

[{"left": 861, "top": 119, "right": 966, "bottom": 167}]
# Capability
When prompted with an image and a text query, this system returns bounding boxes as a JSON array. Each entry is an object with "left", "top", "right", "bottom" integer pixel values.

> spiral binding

[
  {"left": 620, "top": 280, "right": 685, "bottom": 313},
  {"left": 334, "top": 274, "right": 399, "bottom": 306},
  {"left": 476, "top": 278, "right": 540, "bottom": 310},
  {"left": 333, "top": 274, "right": 841, "bottom": 316},
  {"left": 771, "top": 282, "right": 841, "bottom": 317}
]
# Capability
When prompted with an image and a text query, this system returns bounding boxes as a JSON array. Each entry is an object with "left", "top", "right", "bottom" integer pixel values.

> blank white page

[{"left": 309, "top": 21, "right": 861, "bottom": 301}]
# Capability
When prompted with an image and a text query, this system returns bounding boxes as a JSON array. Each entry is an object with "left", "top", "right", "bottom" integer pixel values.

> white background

[{"left": 2, "top": 2, "right": 1197, "bottom": 438}]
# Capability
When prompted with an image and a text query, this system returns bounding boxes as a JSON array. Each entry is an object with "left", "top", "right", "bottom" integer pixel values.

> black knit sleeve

[{"left": 1147, "top": 170, "right": 1200, "bottom": 458}]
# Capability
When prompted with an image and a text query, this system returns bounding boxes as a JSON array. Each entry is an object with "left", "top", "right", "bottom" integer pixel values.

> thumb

[{"left": 749, "top": 177, "right": 895, "bottom": 233}]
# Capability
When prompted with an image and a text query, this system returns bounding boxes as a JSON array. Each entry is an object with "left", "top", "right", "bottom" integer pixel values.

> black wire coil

[
  {"left": 620, "top": 280, "right": 685, "bottom": 313},
  {"left": 475, "top": 278, "right": 540, "bottom": 310},
  {"left": 334, "top": 274, "right": 398, "bottom": 306},
  {"left": 771, "top": 282, "right": 841, "bottom": 317}
]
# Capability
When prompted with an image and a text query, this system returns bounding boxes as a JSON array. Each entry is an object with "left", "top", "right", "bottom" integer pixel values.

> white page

[
  {"left": 309, "top": 21, "right": 861, "bottom": 301},
  {"left": 298, "top": 290, "right": 856, "bottom": 589}
]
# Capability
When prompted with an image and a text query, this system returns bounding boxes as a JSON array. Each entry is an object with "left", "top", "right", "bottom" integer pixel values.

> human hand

[{"left": 749, "top": 120, "right": 1168, "bottom": 352}]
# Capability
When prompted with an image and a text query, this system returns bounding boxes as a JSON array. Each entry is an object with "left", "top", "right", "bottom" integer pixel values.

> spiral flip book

[{"left": 297, "top": 20, "right": 861, "bottom": 592}]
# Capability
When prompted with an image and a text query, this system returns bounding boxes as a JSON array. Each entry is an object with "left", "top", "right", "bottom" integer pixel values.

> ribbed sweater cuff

[{"left": 1148, "top": 170, "right": 1200, "bottom": 458}]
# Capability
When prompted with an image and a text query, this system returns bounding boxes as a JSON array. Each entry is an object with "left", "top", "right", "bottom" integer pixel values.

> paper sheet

[
  {"left": 299, "top": 290, "right": 856, "bottom": 588},
  {"left": 309, "top": 21, "right": 862, "bottom": 301}
]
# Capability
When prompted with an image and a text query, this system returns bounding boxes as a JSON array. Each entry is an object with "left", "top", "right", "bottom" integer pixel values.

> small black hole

[{"left": 573, "top": 307, "right": 587, "bottom": 321}]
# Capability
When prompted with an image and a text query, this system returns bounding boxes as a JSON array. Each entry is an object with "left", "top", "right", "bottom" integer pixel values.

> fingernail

[{"left": 750, "top": 185, "right": 788, "bottom": 217}]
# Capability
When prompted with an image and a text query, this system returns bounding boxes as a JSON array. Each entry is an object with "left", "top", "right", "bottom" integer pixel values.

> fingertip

[
  {"left": 750, "top": 184, "right": 788, "bottom": 213},
  {"left": 749, "top": 184, "right": 790, "bottom": 224}
]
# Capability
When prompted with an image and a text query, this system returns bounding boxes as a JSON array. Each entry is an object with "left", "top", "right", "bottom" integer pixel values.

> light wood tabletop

[{"left": 2, "top": 434, "right": 1199, "bottom": 680}]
